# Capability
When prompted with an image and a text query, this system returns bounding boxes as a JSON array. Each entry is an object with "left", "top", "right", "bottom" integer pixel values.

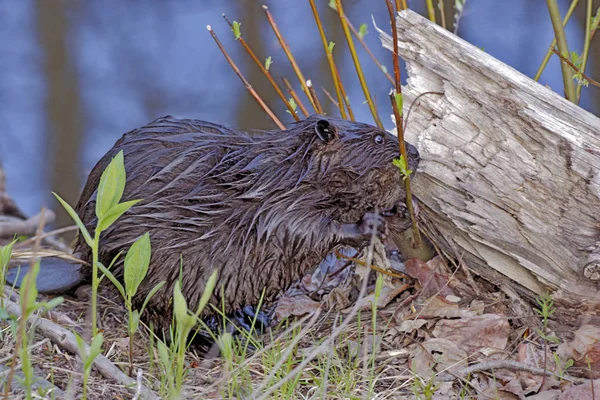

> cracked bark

[{"left": 378, "top": 10, "right": 600, "bottom": 312}]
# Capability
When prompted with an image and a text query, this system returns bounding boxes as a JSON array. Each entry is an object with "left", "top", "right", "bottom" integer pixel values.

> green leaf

[
  {"left": 96, "top": 150, "right": 126, "bottom": 219},
  {"left": 327, "top": 41, "right": 335, "bottom": 54},
  {"left": 394, "top": 92, "right": 403, "bottom": 118},
  {"left": 264, "top": 56, "right": 273, "bottom": 71},
  {"left": 96, "top": 199, "right": 141, "bottom": 233},
  {"left": 194, "top": 269, "right": 218, "bottom": 317},
  {"left": 53, "top": 193, "right": 93, "bottom": 247},
  {"left": 285, "top": 98, "right": 298, "bottom": 116},
  {"left": 84, "top": 333, "right": 104, "bottom": 371},
  {"left": 99, "top": 250, "right": 123, "bottom": 284},
  {"left": 232, "top": 21, "right": 241, "bottom": 39},
  {"left": 393, "top": 156, "right": 413, "bottom": 178},
  {"left": 328, "top": 0, "right": 337, "bottom": 10},
  {"left": 96, "top": 261, "right": 125, "bottom": 299},
  {"left": 124, "top": 232, "right": 152, "bottom": 298},
  {"left": 157, "top": 340, "right": 171, "bottom": 371},
  {"left": 20, "top": 261, "right": 40, "bottom": 309},
  {"left": 358, "top": 23, "right": 368, "bottom": 39},
  {"left": 140, "top": 281, "right": 166, "bottom": 317},
  {"left": 40, "top": 297, "right": 64, "bottom": 311},
  {"left": 0, "top": 239, "right": 16, "bottom": 272},
  {"left": 381, "top": 65, "right": 388, "bottom": 74},
  {"left": 173, "top": 281, "right": 189, "bottom": 326}
]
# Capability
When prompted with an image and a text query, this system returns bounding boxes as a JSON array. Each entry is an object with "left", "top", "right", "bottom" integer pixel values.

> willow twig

[
  {"left": 306, "top": 80, "right": 324, "bottom": 114},
  {"left": 552, "top": 47, "right": 600, "bottom": 88},
  {"left": 334, "top": 0, "right": 382, "bottom": 128},
  {"left": 309, "top": 0, "right": 346, "bottom": 118},
  {"left": 545, "top": 0, "right": 577, "bottom": 102},
  {"left": 386, "top": 0, "right": 422, "bottom": 247},
  {"left": 207, "top": 25, "right": 285, "bottom": 129},
  {"left": 282, "top": 77, "right": 310, "bottom": 117},
  {"left": 534, "top": 0, "right": 579, "bottom": 81},
  {"left": 222, "top": 14, "right": 299, "bottom": 120},
  {"left": 576, "top": 0, "right": 594, "bottom": 100},
  {"left": 263, "top": 5, "right": 317, "bottom": 112}
]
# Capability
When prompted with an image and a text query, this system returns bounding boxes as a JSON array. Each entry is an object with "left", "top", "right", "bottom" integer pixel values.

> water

[{"left": 0, "top": 0, "right": 595, "bottom": 226}]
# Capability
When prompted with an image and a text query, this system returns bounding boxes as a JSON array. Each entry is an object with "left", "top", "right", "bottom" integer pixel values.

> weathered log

[{"left": 377, "top": 10, "right": 600, "bottom": 309}]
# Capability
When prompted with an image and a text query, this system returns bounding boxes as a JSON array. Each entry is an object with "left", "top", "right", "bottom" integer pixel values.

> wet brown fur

[{"left": 74, "top": 115, "right": 419, "bottom": 335}]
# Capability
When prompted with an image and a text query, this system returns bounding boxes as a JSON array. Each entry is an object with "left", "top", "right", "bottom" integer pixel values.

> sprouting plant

[
  {"left": 7, "top": 261, "right": 63, "bottom": 400},
  {"left": 74, "top": 331, "right": 104, "bottom": 400},
  {"left": 410, "top": 371, "right": 439, "bottom": 400},
  {"left": 0, "top": 239, "right": 17, "bottom": 307},
  {"left": 286, "top": 98, "right": 298, "bottom": 116},
  {"left": 156, "top": 270, "right": 218, "bottom": 399},
  {"left": 53, "top": 149, "right": 141, "bottom": 338},
  {"left": 552, "top": 352, "right": 574, "bottom": 381},
  {"left": 264, "top": 56, "right": 273, "bottom": 70},
  {"left": 97, "top": 232, "right": 165, "bottom": 376}
]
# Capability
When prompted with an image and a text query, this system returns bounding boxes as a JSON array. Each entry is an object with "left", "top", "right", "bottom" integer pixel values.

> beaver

[{"left": 73, "top": 115, "right": 420, "bottom": 338}]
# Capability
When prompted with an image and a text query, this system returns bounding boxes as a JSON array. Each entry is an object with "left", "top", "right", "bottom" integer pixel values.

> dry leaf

[
  {"left": 405, "top": 258, "right": 455, "bottom": 298},
  {"left": 559, "top": 379, "right": 600, "bottom": 400},
  {"left": 432, "top": 314, "right": 510, "bottom": 354},
  {"left": 272, "top": 295, "right": 320, "bottom": 320},
  {"left": 556, "top": 324, "right": 600, "bottom": 370}
]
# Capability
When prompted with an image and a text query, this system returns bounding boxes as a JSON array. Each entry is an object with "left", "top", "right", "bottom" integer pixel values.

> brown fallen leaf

[
  {"left": 559, "top": 379, "right": 600, "bottom": 400},
  {"left": 272, "top": 295, "right": 321, "bottom": 320},
  {"left": 432, "top": 314, "right": 510, "bottom": 354},
  {"left": 401, "top": 295, "right": 476, "bottom": 320},
  {"left": 556, "top": 324, "right": 600, "bottom": 372},
  {"left": 405, "top": 258, "right": 455, "bottom": 298}
]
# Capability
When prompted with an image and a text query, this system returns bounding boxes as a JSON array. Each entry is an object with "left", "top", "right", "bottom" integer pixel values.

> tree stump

[{"left": 378, "top": 10, "right": 600, "bottom": 312}]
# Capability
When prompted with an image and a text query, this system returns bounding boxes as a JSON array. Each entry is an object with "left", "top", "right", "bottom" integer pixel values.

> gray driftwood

[{"left": 378, "top": 10, "right": 600, "bottom": 310}]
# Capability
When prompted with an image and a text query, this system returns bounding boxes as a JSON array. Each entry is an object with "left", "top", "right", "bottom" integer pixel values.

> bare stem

[
  {"left": 552, "top": 47, "right": 600, "bottom": 88},
  {"left": 334, "top": 0, "right": 383, "bottom": 128},
  {"left": 534, "top": 0, "right": 579, "bottom": 81},
  {"left": 207, "top": 25, "right": 285, "bottom": 130},
  {"left": 223, "top": 14, "right": 299, "bottom": 120},
  {"left": 425, "top": 0, "right": 436, "bottom": 23},
  {"left": 438, "top": 0, "right": 447, "bottom": 30},
  {"left": 263, "top": 5, "right": 318, "bottom": 112},
  {"left": 344, "top": 15, "right": 395, "bottom": 84},
  {"left": 385, "top": 0, "right": 422, "bottom": 247},
  {"left": 545, "top": 0, "right": 577, "bottom": 102},
  {"left": 308, "top": 0, "right": 346, "bottom": 118},
  {"left": 307, "top": 80, "right": 324, "bottom": 114},
  {"left": 576, "top": 0, "right": 593, "bottom": 100},
  {"left": 282, "top": 77, "right": 310, "bottom": 117}
]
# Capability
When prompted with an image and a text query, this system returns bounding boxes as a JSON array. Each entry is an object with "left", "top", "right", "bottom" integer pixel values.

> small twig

[
  {"left": 551, "top": 48, "right": 600, "bottom": 88},
  {"left": 438, "top": 360, "right": 584, "bottom": 383},
  {"left": 576, "top": 0, "right": 594, "bottom": 100},
  {"left": 545, "top": 0, "right": 577, "bottom": 102},
  {"left": 308, "top": 0, "right": 346, "bottom": 118},
  {"left": 222, "top": 14, "right": 299, "bottom": 121},
  {"left": 438, "top": 0, "right": 447, "bottom": 30},
  {"left": 334, "top": 0, "right": 383, "bottom": 128},
  {"left": 321, "top": 86, "right": 339, "bottom": 107},
  {"left": 306, "top": 80, "right": 323, "bottom": 114},
  {"left": 15, "top": 224, "right": 77, "bottom": 249},
  {"left": 263, "top": 5, "right": 317, "bottom": 112},
  {"left": 342, "top": 15, "right": 394, "bottom": 85},
  {"left": 386, "top": 0, "right": 422, "bottom": 248},
  {"left": 207, "top": 25, "right": 285, "bottom": 130},
  {"left": 333, "top": 63, "right": 355, "bottom": 120},
  {"left": 534, "top": 0, "right": 579, "bottom": 81},
  {"left": 282, "top": 77, "right": 310, "bottom": 117},
  {"left": 425, "top": 0, "right": 436, "bottom": 23},
  {"left": 334, "top": 250, "right": 412, "bottom": 280}
]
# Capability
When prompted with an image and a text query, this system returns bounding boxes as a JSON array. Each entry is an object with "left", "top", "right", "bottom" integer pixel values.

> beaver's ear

[{"left": 315, "top": 119, "right": 338, "bottom": 143}]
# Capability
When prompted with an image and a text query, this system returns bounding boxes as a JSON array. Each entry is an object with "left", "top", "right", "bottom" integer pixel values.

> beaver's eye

[{"left": 374, "top": 134, "right": 385, "bottom": 145}]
